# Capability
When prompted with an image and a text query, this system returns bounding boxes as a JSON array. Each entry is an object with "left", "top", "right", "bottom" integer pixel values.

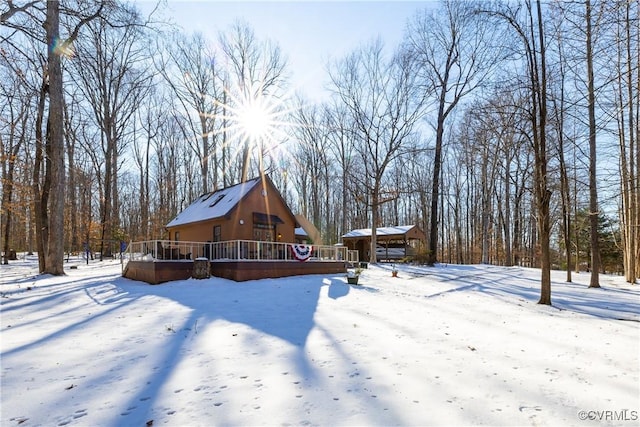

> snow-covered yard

[{"left": 1, "top": 255, "right": 638, "bottom": 426}]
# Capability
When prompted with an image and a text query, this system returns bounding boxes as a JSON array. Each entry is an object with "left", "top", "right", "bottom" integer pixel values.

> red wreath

[{"left": 291, "top": 244, "right": 313, "bottom": 262}]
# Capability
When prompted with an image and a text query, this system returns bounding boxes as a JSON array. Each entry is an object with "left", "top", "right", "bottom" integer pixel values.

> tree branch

[{"left": 0, "top": 0, "right": 40, "bottom": 23}]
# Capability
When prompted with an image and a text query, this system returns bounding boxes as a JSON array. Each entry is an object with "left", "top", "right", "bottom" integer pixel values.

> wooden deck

[
  {"left": 123, "top": 260, "right": 346, "bottom": 284},
  {"left": 123, "top": 260, "right": 193, "bottom": 285}
]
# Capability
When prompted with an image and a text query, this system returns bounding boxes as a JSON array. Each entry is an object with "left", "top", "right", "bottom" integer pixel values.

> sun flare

[
  {"left": 217, "top": 82, "right": 295, "bottom": 158},
  {"left": 203, "top": 78, "right": 309, "bottom": 178},
  {"left": 237, "top": 97, "right": 272, "bottom": 141}
]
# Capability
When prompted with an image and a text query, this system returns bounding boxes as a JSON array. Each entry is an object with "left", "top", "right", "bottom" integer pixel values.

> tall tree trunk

[
  {"left": 480, "top": 141, "right": 493, "bottom": 264},
  {"left": 341, "top": 144, "right": 349, "bottom": 241},
  {"left": 241, "top": 138, "right": 250, "bottom": 183},
  {"left": 428, "top": 117, "right": 445, "bottom": 265},
  {"left": 503, "top": 152, "right": 513, "bottom": 267},
  {"left": 142, "top": 134, "right": 150, "bottom": 240},
  {"left": 586, "top": 0, "right": 601, "bottom": 287},
  {"left": 200, "top": 122, "right": 209, "bottom": 191},
  {"left": 1, "top": 101, "right": 26, "bottom": 264},
  {"left": 112, "top": 137, "right": 119, "bottom": 248},
  {"left": 548, "top": 6, "right": 573, "bottom": 281},
  {"left": 570, "top": 141, "right": 580, "bottom": 274},
  {"left": 33, "top": 76, "right": 47, "bottom": 272},
  {"left": 43, "top": 0, "right": 66, "bottom": 275},
  {"left": 1, "top": 153, "right": 16, "bottom": 264},
  {"left": 533, "top": 0, "right": 552, "bottom": 304},
  {"left": 559, "top": 141, "right": 572, "bottom": 282},
  {"left": 65, "top": 107, "right": 78, "bottom": 253},
  {"left": 100, "top": 140, "right": 113, "bottom": 260},
  {"left": 512, "top": 193, "right": 521, "bottom": 267},
  {"left": 440, "top": 176, "right": 446, "bottom": 262},
  {"left": 632, "top": 0, "right": 639, "bottom": 284},
  {"left": 619, "top": 0, "right": 639, "bottom": 283},
  {"left": 222, "top": 89, "right": 230, "bottom": 188},
  {"left": 454, "top": 181, "right": 464, "bottom": 264},
  {"left": 369, "top": 185, "right": 380, "bottom": 264}
]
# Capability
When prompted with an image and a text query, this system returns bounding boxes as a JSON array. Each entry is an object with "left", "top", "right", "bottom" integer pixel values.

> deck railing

[{"left": 124, "top": 240, "right": 359, "bottom": 265}]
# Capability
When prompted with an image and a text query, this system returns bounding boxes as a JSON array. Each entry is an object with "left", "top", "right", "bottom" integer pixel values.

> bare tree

[
  {"left": 70, "top": 5, "right": 152, "bottom": 258},
  {"left": 132, "top": 86, "right": 167, "bottom": 241},
  {"left": 551, "top": 0, "right": 620, "bottom": 284},
  {"left": 42, "top": 0, "right": 65, "bottom": 274},
  {"left": 153, "top": 111, "right": 185, "bottom": 230},
  {"left": 289, "top": 97, "right": 338, "bottom": 240},
  {"left": 156, "top": 31, "right": 221, "bottom": 192},
  {"left": 0, "top": 50, "right": 31, "bottom": 263},
  {"left": 483, "top": 0, "right": 554, "bottom": 304},
  {"left": 329, "top": 39, "right": 426, "bottom": 263},
  {"left": 611, "top": 0, "right": 639, "bottom": 283},
  {"left": 584, "top": 0, "right": 602, "bottom": 287},
  {"left": 325, "top": 101, "right": 360, "bottom": 240},
  {"left": 547, "top": 2, "right": 574, "bottom": 282},
  {"left": 218, "top": 21, "right": 287, "bottom": 183},
  {"left": 453, "top": 93, "right": 523, "bottom": 266},
  {"left": 404, "top": 0, "right": 504, "bottom": 265},
  {"left": 63, "top": 89, "right": 83, "bottom": 254},
  {"left": 2, "top": 0, "right": 105, "bottom": 274}
]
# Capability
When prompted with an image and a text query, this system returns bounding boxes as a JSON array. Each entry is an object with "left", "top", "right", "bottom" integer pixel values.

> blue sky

[{"left": 145, "top": 1, "right": 436, "bottom": 100}]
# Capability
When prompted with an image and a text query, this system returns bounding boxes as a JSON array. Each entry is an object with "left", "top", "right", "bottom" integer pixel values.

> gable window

[{"left": 213, "top": 225, "right": 221, "bottom": 242}]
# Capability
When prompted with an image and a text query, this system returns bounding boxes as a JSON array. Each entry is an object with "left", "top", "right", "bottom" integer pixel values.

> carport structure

[{"left": 341, "top": 225, "right": 426, "bottom": 262}]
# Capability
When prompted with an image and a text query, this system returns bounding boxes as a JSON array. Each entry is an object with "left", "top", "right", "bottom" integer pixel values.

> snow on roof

[
  {"left": 295, "top": 227, "right": 308, "bottom": 236},
  {"left": 342, "top": 225, "right": 416, "bottom": 239},
  {"left": 166, "top": 178, "right": 261, "bottom": 228}
]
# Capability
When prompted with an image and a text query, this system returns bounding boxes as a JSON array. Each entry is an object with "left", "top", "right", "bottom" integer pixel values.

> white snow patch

[{"left": 1, "top": 255, "right": 638, "bottom": 426}]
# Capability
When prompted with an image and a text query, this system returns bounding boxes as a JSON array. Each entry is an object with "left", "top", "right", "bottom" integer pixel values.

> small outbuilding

[{"left": 342, "top": 225, "right": 426, "bottom": 262}]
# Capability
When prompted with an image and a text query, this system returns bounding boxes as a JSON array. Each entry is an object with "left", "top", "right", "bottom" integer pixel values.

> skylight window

[{"left": 209, "top": 194, "right": 225, "bottom": 207}]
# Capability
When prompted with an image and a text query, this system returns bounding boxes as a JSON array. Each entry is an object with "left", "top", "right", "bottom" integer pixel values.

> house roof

[
  {"left": 342, "top": 225, "right": 419, "bottom": 239},
  {"left": 166, "top": 177, "right": 262, "bottom": 228}
]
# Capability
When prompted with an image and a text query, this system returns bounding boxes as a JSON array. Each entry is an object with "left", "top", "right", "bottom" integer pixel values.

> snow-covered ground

[{"left": 1, "top": 255, "right": 638, "bottom": 427}]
